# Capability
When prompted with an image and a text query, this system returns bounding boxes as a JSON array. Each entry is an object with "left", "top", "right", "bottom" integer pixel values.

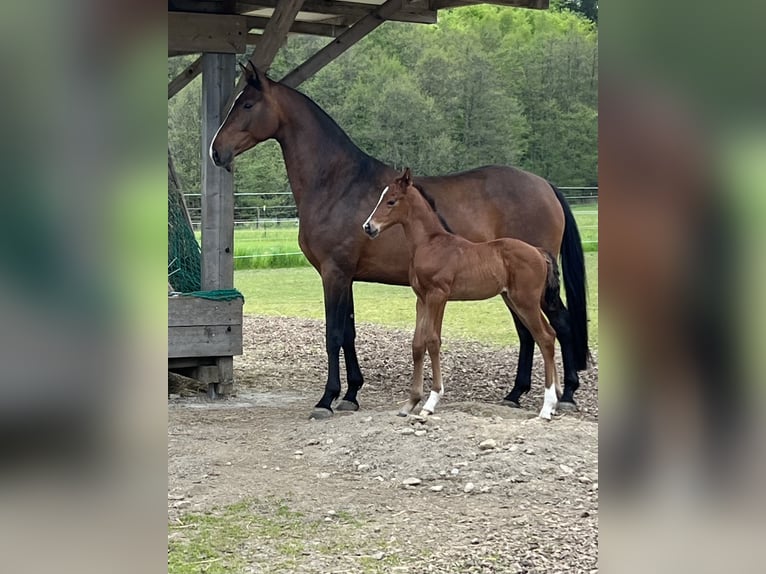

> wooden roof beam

[
  {"left": 281, "top": 0, "right": 405, "bottom": 88},
  {"left": 429, "top": 0, "right": 548, "bottom": 9},
  {"left": 168, "top": 12, "right": 248, "bottom": 54},
  {"left": 246, "top": 15, "right": 349, "bottom": 37},
  {"left": 238, "top": 0, "right": 436, "bottom": 25}
]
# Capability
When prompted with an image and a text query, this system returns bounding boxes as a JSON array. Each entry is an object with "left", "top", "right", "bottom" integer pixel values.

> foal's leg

[
  {"left": 312, "top": 266, "right": 353, "bottom": 419},
  {"left": 399, "top": 297, "right": 427, "bottom": 416},
  {"left": 337, "top": 284, "right": 365, "bottom": 411},
  {"left": 421, "top": 297, "right": 447, "bottom": 415},
  {"left": 512, "top": 300, "right": 560, "bottom": 420}
]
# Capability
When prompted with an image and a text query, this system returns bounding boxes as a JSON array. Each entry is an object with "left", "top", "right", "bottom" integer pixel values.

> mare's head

[
  {"left": 362, "top": 168, "right": 415, "bottom": 239},
  {"left": 209, "top": 63, "right": 281, "bottom": 171}
]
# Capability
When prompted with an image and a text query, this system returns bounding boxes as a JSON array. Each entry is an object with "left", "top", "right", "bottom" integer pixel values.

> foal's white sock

[{"left": 422, "top": 390, "right": 441, "bottom": 414}]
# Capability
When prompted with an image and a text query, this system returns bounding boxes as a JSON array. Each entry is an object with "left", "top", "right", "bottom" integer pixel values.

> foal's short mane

[{"left": 412, "top": 183, "right": 454, "bottom": 234}]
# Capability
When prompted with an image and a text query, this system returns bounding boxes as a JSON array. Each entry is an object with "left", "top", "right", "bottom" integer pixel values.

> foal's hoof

[
  {"left": 336, "top": 400, "right": 359, "bottom": 412},
  {"left": 309, "top": 407, "right": 334, "bottom": 420},
  {"left": 501, "top": 399, "right": 522, "bottom": 409},
  {"left": 557, "top": 400, "right": 579, "bottom": 412},
  {"left": 397, "top": 410, "right": 410, "bottom": 417}
]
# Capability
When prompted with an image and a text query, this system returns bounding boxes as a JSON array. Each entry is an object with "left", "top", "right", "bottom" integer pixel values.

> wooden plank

[
  {"left": 246, "top": 15, "right": 348, "bottom": 37},
  {"left": 429, "top": 0, "right": 548, "bottom": 10},
  {"left": 169, "top": 56, "right": 203, "bottom": 99},
  {"left": 281, "top": 0, "right": 404, "bottom": 88},
  {"left": 169, "top": 357, "right": 216, "bottom": 370},
  {"left": 238, "top": 0, "right": 437, "bottom": 24},
  {"left": 168, "top": 12, "right": 248, "bottom": 54},
  {"left": 168, "top": 325, "right": 243, "bottom": 358},
  {"left": 201, "top": 54, "right": 236, "bottom": 292},
  {"left": 168, "top": 297, "right": 243, "bottom": 327}
]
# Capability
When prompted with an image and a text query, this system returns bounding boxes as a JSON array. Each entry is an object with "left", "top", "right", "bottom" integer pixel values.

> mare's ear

[{"left": 242, "top": 61, "right": 269, "bottom": 92}]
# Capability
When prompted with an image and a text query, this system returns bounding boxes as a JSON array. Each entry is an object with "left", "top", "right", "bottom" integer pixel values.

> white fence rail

[{"left": 182, "top": 187, "right": 597, "bottom": 228}]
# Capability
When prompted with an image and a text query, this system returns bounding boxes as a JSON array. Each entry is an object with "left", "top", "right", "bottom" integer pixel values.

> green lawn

[
  {"left": 571, "top": 202, "right": 598, "bottom": 252},
  {"left": 236, "top": 252, "right": 598, "bottom": 348}
]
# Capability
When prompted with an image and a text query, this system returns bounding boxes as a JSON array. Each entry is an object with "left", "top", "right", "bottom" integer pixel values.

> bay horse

[
  {"left": 363, "top": 169, "right": 562, "bottom": 419},
  {"left": 210, "top": 63, "right": 589, "bottom": 419}
]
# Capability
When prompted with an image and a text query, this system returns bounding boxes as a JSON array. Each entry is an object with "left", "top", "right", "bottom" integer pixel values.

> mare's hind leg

[
  {"left": 400, "top": 297, "right": 428, "bottom": 416},
  {"left": 544, "top": 295, "right": 580, "bottom": 409},
  {"left": 337, "top": 284, "right": 365, "bottom": 412},
  {"left": 501, "top": 295, "right": 535, "bottom": 407},
  {"left": 421, "top": 298, "right": 447, "bottom": 415}
]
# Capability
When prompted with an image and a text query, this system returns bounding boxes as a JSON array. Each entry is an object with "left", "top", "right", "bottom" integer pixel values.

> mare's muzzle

[{"left": 210, "top": 146, "right": 234, "bottom": 172}]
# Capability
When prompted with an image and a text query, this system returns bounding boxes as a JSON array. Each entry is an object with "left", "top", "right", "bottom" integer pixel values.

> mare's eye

[
  {"left": 387, "top": 200, "right": 396, "bottom": 206},
  {"left": 243, "top": 102, "right": 253, "bottom": 109}
]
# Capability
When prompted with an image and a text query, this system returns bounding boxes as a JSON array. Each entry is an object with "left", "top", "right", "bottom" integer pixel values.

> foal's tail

[
  {"left": 549, "top": 183, "right": 591, "bottom": 370},
  {"left": 541, "top": 250, "right": 561, "bottom": 307}
]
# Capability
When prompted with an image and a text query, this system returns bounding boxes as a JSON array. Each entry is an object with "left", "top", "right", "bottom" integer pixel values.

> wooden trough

[{"left": 168, "top": 295, "right": 242, "bottom": 395}]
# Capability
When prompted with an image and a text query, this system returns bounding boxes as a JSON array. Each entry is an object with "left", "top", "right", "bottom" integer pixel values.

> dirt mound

[{"left": 168, "top": 316, "right": 598, "bottom": 573}]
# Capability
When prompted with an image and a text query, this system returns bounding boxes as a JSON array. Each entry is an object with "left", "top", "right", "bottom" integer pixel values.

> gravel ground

[{"left": 168, "top": 315, "right": 598, "bottom": 573}]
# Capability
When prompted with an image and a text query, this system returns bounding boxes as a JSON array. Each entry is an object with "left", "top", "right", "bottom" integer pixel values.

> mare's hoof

[
  {"left": 557, "top": 400, "right": 579, "bottom": 412},
  {"left": 309, "top": 407, "right": 334, "bottom": 420},
  {"left": 336, "top": 400, "right": 359, "bottom": 412},
  {"left": 501, "top": 399, "right": 521, "bottom": 409}
]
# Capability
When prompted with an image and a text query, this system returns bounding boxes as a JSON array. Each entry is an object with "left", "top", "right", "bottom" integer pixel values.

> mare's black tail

[{"left": 549, "top": 183, "right": 591, "bottom": 370}]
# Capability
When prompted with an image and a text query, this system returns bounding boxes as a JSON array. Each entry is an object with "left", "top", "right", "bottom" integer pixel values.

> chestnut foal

[{"left": 363, "top": 169, "right": 562, "bottom": 419}]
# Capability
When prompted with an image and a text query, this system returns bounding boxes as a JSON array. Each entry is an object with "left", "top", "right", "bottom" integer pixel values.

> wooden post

[
  {"left": 200, "top": 53, "right": 237, "bottom": 397},
  {"left": 201, "top": 53, "right": 235, "bottom": 292}
]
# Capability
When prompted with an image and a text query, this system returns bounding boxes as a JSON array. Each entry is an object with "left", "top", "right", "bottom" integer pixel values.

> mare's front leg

[
  {"left": 399, "top": 297, "right": 427, "bottom": 416},
  {"left": 311, "top": 266, "right": 353, "bottom": 420},
  {"left": 337, "top": 284, "right": 365, "bottom": 411},
  {"left": 420, "top": 298, "right": 447, "bottom": 415}
]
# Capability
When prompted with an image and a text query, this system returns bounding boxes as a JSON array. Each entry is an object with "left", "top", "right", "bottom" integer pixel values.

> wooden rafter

[
  {"left": 226, "top": 0, "right": 305, "bottom": 110},
  {"left": 280, "top": 0, "right": 404, "bottom": 88},
  {"left": 249, "top": 0, "right": 306, "bottom": 69},
  {"left": 168, "top": 56, "right": 203, "bottom": 99}
]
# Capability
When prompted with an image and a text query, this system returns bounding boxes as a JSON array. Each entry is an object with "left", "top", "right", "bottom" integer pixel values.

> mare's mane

[{"left": 412, "top": 183, "right": 454, "bottom": 234}]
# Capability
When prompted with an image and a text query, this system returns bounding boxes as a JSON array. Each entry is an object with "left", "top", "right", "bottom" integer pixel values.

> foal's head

[
  {"left": 209, "top": 62, "right": 281, "bottom": 171},
  {"left": 362, "top": 168, "right": 415, "bottom": 239}
]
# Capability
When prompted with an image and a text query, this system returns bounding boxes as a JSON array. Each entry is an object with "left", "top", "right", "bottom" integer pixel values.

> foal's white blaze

[
  {"left": 362, "top": 186, "right": 389, "bottom": 230},
  {"left": 208, "top": 90, "right": 245, "bottom": 163},
  {"left": 539, "top": 384, "right": 559, "bottom": 420}
]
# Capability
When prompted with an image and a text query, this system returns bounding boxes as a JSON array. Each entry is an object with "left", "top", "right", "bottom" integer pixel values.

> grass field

[
  {"left": 198, "top": 203, "right": 597, "bottom": 270},
  {"left": 235, "top": 252, "right": 598, "bottom": 348}
]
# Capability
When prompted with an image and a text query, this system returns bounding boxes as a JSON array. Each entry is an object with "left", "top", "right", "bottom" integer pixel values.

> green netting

[
  {"left": 181, "top": 289, "right": 244, "bottom": 301},
  {"left": 168, "top": 180, "right": 201, "bottom": 293}
]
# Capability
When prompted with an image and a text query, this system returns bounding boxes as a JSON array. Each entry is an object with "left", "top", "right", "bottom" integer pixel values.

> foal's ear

[{"left": 402, "top": 167, "right": 412, "bottom": 186}]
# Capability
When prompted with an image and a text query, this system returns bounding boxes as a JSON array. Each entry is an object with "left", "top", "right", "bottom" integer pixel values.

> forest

[{"left": 168, "top": 3, "right": 598, "bottom": 210}]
